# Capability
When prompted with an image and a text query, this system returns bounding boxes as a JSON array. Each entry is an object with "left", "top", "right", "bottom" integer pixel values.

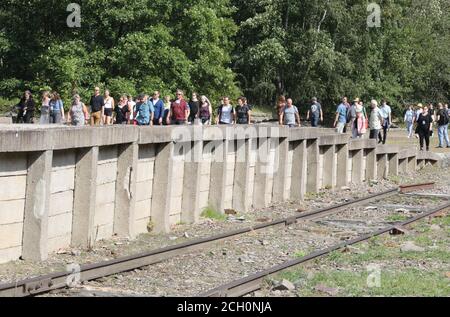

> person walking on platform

[
  {"left": 216, "top": 96, "right": 235, "bottom": 125},
  {"left": 68, "top": 94, "right": 89, "bottom": 126},
  {"left": 39, "top": 91, "right": 51, "bottom": 124},
  {"left": 378, "top": 99, "right": 392, "bottom": 144},
  {"left": 150, "top": 91, "right": 164, "bottom": 126},
  {"left": 369, "top": 100, "right": 383, "bottom": 140},
  {"left": 404, "top": 105, "right": 415, "bottom": 138},
  {"left": 49, "top": 92, "right": 65, "bottom": 124},
  {"left": 416, "top": 105, "right": 433, "bottom": 151},
  {"left": 16, "top": 90, "right": 35, "bottom": 124},
  {"left": 306, "top": 97, "right": 323, "bottom": 127},
  {"left": 334, "top": 97, "right": 348, "bottom": 134},
  {"left": 436, "top": 103, "right": 450, "bottom": 148},
  {"left": 280, "top": 98, "right": 300, "bottom": 128},
  {"left": 89, "top": 87, "right": 104, "bottom": 126},
  {"left": 169, "top": 90, "right": 190, "bottom": 125}
]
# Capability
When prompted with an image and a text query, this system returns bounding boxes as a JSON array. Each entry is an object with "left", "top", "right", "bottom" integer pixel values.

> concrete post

[
  {"left": 151, "top": 142, "right": 174, "bottom": 233},
  {"left": 351, "top": 149, "right": 364, "bottom": 184},
  {"left": 399, "top": 158, "right": 407, "bottom": 174},
  {"left": 306, "top": 139, "right": 320, "bottom": 193},
  {"left": 253, "top": 138, "right": 271, "bottom": 208},
  {"left": 322, "top": 145, "right": 336, "bottom": 189},
  {"left": 233, "top": 139, "right": 252, "bottom": 212},
  {"left": 22, "top": 150, "right": 53, "bottom": 261},
  {"left": 417, "top": 159, "right": 425, "bottom": 170},
  {"left": 408, "top": 156, "right": 417, "bottom": 172},
  {"left": 336, "top": 144, "right": 349, "bottom": 189},
  {"left": 72, "top": 146, "right": 98, "bottom": 248},
  {"left": 377, "top": 154, "right": 388, "bottom": 179},
  {"left": 291, "top": 141, "right": 307, "bottom": 200},
  {"left": 209, "top": 139, "right": 228, "bottom": 213},
  {"left": 272, "top": 138, "right": 290, "bottom": 201},
  {"left": 182, "top": 141, "right": 202, "bottom": 223},
  {"left": 365, "top": 149, "right": 377, "bottom": 181},
  {"left": 114, "top": 142, "right": 138, "bottom": 239},
  {"left": 388, "top": 154, "right": 399, "bottom": 177}
]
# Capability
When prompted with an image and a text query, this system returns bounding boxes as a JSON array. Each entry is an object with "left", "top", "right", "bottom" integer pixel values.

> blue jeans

[
  {"left": 438, "top": 124, "right": 450, "bottom": 147},
  {"left": 406, "top": 121, "right": 414, "bottom": 137},
  {"left": 311, "top": 116, "right": 319, "bottom": 127}
]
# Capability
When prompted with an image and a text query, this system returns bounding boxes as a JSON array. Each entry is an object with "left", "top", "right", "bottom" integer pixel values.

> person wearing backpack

[
  {"left": 306, "top": 97, "right": 323, "bottom": 127},
  {"left": 436, "top": 103, "right": 450, "bottom": 148}
]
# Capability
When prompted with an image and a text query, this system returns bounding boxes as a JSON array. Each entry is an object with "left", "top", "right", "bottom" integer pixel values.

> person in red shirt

[{"left": 168, "top": 89, "right": 190, "bottom": 125}]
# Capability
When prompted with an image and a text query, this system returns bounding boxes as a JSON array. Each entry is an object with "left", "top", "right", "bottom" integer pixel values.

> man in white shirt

[{"left": 378, "top": 99, "right": 392, "bottom": 144}]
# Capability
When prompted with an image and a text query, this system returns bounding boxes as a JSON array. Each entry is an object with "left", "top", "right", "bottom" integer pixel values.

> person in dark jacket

[
  {"left": 416, "top": 105, "right": 433, "bottom": 151},
  {"left": 149, "top": 91, "right": 165, "bottom": 126},
  {"left": 188, "top": 92, "right": 200, "bottom": 124},
  {"left": 16, "top": 90, "right": 36, "bottom": 123}
]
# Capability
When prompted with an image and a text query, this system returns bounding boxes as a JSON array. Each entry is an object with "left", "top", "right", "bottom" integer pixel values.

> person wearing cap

[
  {"left": 306, "top": 97, "right": 323, "bottom": 127},
  {"left": 347, "top": 98, "right": 361, "bottom": 138}
]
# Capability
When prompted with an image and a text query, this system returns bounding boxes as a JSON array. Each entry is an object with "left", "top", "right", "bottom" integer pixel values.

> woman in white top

[
  {"left": 103, "top": 89, "right": 115, "bottom": 125},
  {"left": 40, "top": 91, "right": 51, "bottom": 124}
]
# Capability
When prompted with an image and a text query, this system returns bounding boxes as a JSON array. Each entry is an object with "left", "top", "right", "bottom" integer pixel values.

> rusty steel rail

[
  {"left": 0, "top": 182, "right": 436, "bottom": 297},
  {"left": 399, "top": 182, "right": 435, "bottom": 194},
  {"left": 200, "top": 201, "right": 450, "bottom": 297}
]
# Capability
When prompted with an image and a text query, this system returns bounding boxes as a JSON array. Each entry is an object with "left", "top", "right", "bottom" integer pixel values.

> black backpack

[{"left": 440, "top": 110, "right": 449, "bottom": 125}]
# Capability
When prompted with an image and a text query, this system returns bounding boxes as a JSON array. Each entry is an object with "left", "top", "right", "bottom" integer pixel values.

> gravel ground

[
  {"left": 0, "top": 170, "right": 396, "bottom": 285},
  {"left": 0, "top": 163, "right": 448, "bottom": 297}
]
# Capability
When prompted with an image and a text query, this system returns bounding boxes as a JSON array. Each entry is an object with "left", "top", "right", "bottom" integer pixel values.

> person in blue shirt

[
  {"left": 404, "top": 105, "right": 415, "bottom": 138},
  {"left": 333, "top": 97, "right": 349, "bottom": 134},
  {"left": 378, "top": 99, "right": 392, "bottom": 144},
  {"left": 135, "top": 94, "right": 151, "bottom": 126},
  {"left": 149, "top": 91, "right": 164, "bottom": 126}
]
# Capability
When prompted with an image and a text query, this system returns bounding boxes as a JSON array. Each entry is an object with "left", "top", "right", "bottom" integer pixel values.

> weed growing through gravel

[
  {"left": 385, "top": 214, "right": 410, "bottom": 223},
  {"left": 201, "top": 205, "right": 227, "bottom": 221},
  {"left": 268, "top": 215, "right": 450, "bottom": 297}
]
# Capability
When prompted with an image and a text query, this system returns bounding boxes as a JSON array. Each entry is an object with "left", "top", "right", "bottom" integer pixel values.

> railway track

[
  {"left": 200, "top": 199, "right": 450, "bottom": 297},
  {"left": 0, "top": 182, "right": 438, "bottom": 297}
]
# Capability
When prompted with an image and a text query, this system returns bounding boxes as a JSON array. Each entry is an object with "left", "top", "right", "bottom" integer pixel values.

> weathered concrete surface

[
  {"left": 0, "top": 125, "right": 443, "bottom": 264},
  {"left": 114, "top": 142, "right": 138, "bottom": 238},
  {"left": 72, "top": 147, "right": 98, "bottom": 248},
  {"left": 0, "top": 117, "right": 12, "bottom": 124},
  {"left": 22, "top": 150, "right": 53, "bottom": 261}
]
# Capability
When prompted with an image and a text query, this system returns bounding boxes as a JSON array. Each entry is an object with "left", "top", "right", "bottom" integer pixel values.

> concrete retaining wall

[{"left": 0, "top": 125, "right": 442, "bottom": 264}]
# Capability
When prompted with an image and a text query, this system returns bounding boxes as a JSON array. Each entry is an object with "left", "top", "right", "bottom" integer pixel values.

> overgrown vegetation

[
  {"left": 269, "top": 215, "right": 450, "bottom": 297},
  {"left": 201, "top": 205, "right": 227, "bottom": 221}
]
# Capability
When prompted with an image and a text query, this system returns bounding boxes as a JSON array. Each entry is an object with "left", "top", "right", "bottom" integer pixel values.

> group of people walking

[
  {"left": 330, "top": 96, "right": 450, "bottom": 151},
  {"left": 332, "top": 97, "right": 392, "bottom": 143},
  {"left": 15, "top": 88, "right": 253, "bottom": 127},
  {"left": 404, "top": 103, "right": 450, "bottom": 150},
  {"left": 13, "top": 89, "right": 450, "bottom": 152}
]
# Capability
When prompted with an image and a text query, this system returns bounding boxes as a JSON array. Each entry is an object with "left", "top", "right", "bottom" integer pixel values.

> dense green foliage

[
  {"left": 0, "top": 0, "right": 449, "bottom": 115},
  {"left": 0, "top": 0, "right": 239, "bottom": 105},
  {"left": 233, "top": 0, "right": 450, "bottom": 114}
]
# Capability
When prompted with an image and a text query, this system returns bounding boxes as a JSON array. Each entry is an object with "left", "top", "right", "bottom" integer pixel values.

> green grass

[
  {"left": 385, "top": 214, "right": 410, "bottom": 222},
  {"left": 297, "top": 269, "right": 450, "bottom": 297},
  {"left": 201, "top": 205, "right": 227, "bottom": 221},
  {"left": 294, "top": 251, "right": 307, "bottom": 258},
  {"left": 270, "top": 215, "right": 450, "bottom": 296}
]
